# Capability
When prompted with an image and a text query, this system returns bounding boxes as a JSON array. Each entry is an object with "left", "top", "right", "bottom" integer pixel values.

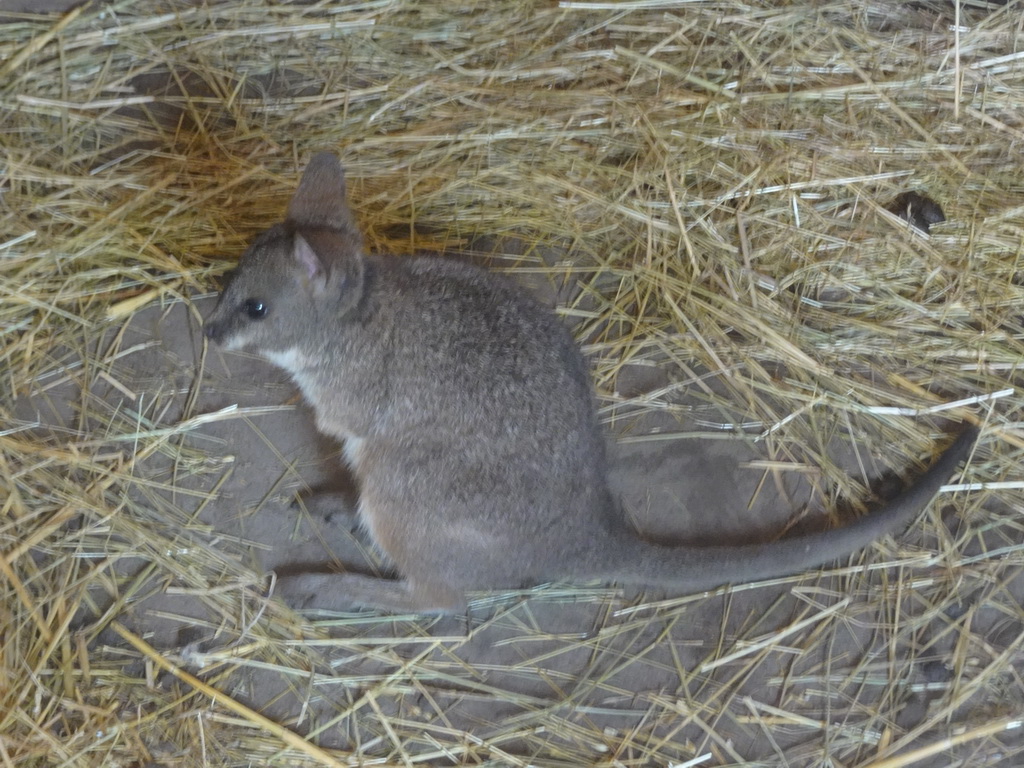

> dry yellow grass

[{"left": 1, "top": 1, "right": 1022, "bottom": 766}]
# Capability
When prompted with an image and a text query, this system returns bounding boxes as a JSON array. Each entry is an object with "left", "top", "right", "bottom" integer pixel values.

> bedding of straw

[{"left": 2, "top": 1, "right": 1023, "bottom": 766}]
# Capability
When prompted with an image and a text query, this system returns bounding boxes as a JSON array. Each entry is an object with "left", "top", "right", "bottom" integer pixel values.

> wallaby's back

[{"left": 204, "top": 153, "right": 977, "bottom": 614}]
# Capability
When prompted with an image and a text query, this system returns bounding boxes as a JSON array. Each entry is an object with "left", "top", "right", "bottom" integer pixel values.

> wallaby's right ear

[{"left": 286, "top": 153, "right": 360, "bottom": 235}]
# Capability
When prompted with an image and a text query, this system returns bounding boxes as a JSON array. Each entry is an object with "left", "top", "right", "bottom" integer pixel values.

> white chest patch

[
  {"left": 342, "top": 436, "right": 365, "bottom": 467},
  {"left": 262, "top": 348, "right": 317, "bottom": 399},
  {"left": 262, "top": 347, "right": 303, "bottom": 373}
]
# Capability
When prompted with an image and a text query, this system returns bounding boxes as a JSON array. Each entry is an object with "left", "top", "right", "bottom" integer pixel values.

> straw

[{"left": 2, "top": 1, "right": 1021, "bottom": 766}]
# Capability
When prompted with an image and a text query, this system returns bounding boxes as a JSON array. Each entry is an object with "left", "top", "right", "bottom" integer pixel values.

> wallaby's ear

[
  {"left": 293, "top": 234, "right": 328, "bottom": 292},
  {"left": 286, "top": 153, "right": 360, "bottom": 234}
]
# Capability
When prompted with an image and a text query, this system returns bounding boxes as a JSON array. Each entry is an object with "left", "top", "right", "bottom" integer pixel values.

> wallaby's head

[{"left": 204, "top": 153, "right": 366, "bottom": 355}]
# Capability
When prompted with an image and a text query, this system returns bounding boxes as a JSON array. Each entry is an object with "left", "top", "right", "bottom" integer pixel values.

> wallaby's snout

[
  {"left": 203, "top": 290, "right": 249, "bottom": 350},
  {"left": 203, "top": 293, "right": 232, "bottom": 345},
  {"left": 203, "top": 317, "right": 222, "bottom": 343}
]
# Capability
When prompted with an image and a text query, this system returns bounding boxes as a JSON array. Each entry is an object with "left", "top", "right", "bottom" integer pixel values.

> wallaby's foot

[
  {"left": 293, "top": 490, "right": 359, "bottom": 528},
  {"left": 275, "top": 572, "right": 467, "bottom": 615}
]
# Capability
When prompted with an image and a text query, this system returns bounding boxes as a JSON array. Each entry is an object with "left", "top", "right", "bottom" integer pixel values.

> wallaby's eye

[{"left": 243, "top": 299, "right": 268, "bottom": 320}]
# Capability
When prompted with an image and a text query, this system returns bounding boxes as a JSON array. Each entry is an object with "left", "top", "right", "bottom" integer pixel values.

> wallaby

[{"left": 204, "top": 153, "right": 977, "bottom": 614}]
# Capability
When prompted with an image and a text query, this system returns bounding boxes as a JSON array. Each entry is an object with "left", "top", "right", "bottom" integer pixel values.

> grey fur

[{"left": 204, "top": 153, "right": 977, "bottom": 614}]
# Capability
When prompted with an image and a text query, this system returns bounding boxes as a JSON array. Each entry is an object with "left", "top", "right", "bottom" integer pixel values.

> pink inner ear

[{"left": 293, "top": 235, "right": 324, "bottom": 281}]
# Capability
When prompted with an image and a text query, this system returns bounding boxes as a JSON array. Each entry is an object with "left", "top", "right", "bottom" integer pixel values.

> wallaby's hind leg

[{"left": 276, "top": 572, "right": 467, "bottom": 614}]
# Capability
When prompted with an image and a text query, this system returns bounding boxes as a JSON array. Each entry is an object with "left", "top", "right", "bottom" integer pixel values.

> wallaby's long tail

[{"left": 597, "top": 427, "right": 978, "bottom": 592}]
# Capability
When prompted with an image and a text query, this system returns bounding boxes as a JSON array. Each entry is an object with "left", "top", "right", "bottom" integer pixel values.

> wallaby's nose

[{"left": 203, "top": 320, "right": 219, "bottom": 341}]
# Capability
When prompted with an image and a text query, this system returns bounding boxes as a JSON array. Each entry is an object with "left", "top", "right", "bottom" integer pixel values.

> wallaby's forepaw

[{"left": 292, "top": 491, "right": 359, "bottom": 529}]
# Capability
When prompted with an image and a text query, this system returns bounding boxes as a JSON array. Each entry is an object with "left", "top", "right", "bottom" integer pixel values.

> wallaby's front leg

[{"left": 295, "top": 490, "right": 359, "bottom": 528}]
